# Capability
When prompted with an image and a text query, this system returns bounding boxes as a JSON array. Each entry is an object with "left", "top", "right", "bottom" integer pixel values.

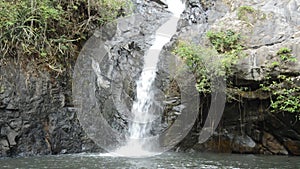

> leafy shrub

[
  {"left": 206, "top": 30, "right": 244, "bottom": 74},
  {"left": 206, "top": 30, "right": 242, "bottom": 53},
  {"left": 173, "top": 30, "right": 244, "bottom": 93},
  {"left": 0, "top": 0, "right": 132, "bottom": 73},
  {"left": 276, "top": 47, "right": 297, "bottom": 63},
  {"left": 260, "top": 75, "right": 300, "bottom": 114},
  {"left": 260, "top": 47, "right": 299, "bottom": 115},
  {"left": 173, "top": 41, "right": 221, "bottom": 93}
]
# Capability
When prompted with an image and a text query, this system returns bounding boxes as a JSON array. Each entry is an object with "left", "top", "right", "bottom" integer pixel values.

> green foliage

[
  {"left": 268, "top": 47, "right": 297, "bottom": 70},
  {"left": 276, "top": 47, "right": 297, "bottom": 63},
  {"left": 173, "top": 41, "right": 221, "bottom": 93},
  {"left": 206, "top": 30, "right": 244, "bottom": 73},
  {"left": 260, "top": 75, "right": 300, "bottom": 114},
  {"left": 271, "top": 61, "right": 280, "bottom": 67},
  {"left": 97, "top": 0, "right": 133, "bottom": 25},
  {"left": 0, "top": 0, "right": 132, "bottom": 73},
  {"left": 237, "top": 6, "right": 256, "bottom": 21},
  {"left": 173, "top": 30, "right": 244, "bottom": 93},
  {"left": 260, "top": 48, "right": 299, "bottom": 115},
  {"left": 206, "top": 30, "right": 242, "bottom": 53},
  {"left": 237, "top": 6, "right": 266, "bottom": 24}
]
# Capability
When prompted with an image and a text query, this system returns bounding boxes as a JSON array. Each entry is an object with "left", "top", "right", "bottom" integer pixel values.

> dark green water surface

[{"left": 0, "top": 152, "right": 299, "bottom": 169}]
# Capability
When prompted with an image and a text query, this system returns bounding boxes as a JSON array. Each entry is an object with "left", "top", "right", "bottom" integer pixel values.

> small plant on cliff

[
  {"left": 173, "top": 41, "right": 221, "bottom": 93},
  {"left": 270, "top": 61, "right": 280, "bottom": 67},
  {"left": 268, "top": 47, "right": 297, "bottom": 69},
  {"left": 261, "top": 75, "right": 300, "bottom": 114},
  {"left": 173, "top": 30, "right": 244, "bottom": 93},
  {"left": 237, "top": 6, "right": 266, "bottom": 25},
  {"left": 276, "top": 47, "right": 297, "bottom": 63},
  {"left": 206, "top": 30, "right": 242, "bottom": 54},
  {"left": 206, "top": 30, "right": 244, "bottom": 73},
  {"left": 237, "top": 6, "right": 256, "bottom": 20},
  {"left": 260, "top": 47, "right": 300, "bottom": 115}
]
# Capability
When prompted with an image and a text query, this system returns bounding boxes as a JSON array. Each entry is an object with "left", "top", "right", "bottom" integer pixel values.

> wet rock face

[
  {"left": 262, "top": 132, "right": 288, "bottom": 155},
  {"left": 174, "top": 0, "right": 300, "bottom": 155},
  {"left": 205, "top": 0, "right": 300, "bottom": 81},
  {"left": 0, "top": 64, "right": 101, "bottom": 157},
  {"left": 181, "top": 0, "right": 207, "bottom": 26},
  {"left": 0, "top": 0, "right": 172, "bottom": 157},
  {"left": 184, "top": 100, "right": 300, "bottom": 155},
  {"left": 284, "top": 140, "right": 300, "bottom": 155},
  {"left": 1, "top": 0, "right": 300, "bottom": 157}
]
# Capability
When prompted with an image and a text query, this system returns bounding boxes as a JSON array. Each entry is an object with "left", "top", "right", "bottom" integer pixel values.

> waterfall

[{"left": 113, "top": 0, "right": 186, "bottom": 157}]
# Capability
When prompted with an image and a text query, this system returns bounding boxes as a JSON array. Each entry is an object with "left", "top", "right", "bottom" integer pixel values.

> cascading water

[{"left": 113, "top": 0, "right": 186, "bottom": 157}]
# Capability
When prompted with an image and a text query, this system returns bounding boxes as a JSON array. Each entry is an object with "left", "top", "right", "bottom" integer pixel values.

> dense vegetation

[
  {"left": 261, "top": 47, "right": 300, "bottom": 117},
  {"left": 174, "top": 30, "right": 299, "bottom": 118},
  {"left": 0, "top": 0, "right": 131, "bottom": 73},
  {"left": 173, "top": 30, "right": 243, "bottom": 93}
]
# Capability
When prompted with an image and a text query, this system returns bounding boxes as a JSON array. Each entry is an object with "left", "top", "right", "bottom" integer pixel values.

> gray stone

[
  {"left": 1, "top": 0, "right": 300, "bottom": 157},
  {"left": 7, "top": 129, "right": 18, "bottom": 146}
]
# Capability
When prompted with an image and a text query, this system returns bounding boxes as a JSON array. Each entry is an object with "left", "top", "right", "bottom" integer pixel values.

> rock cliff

[
  {"left": 1, "top": 0, "right": 300, "bottom": 157},
  {"left": 176, "top": 0, "right": 300, "bottom": 155}
]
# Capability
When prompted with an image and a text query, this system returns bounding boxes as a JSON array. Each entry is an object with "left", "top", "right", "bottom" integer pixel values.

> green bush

[
  {"left": 0, "top": 0, "right": 132, "bottom": 73},
  {"left": 206, "top": 30, "right": 242, "bottom": 53},
  {"left": 259, "top": 48, "right": 300, "bottom": 115},
  {"left": 268, "top": 47, "right": 296, "bottom": 70},
  {"left": 173, "top": 30, "right": 244, "bottom": 93},
  {"left": 173, "top": 41, "right": 221, "bottom": 93},
  {"left": 276, "top": 47, "right": 297, "bottom": 63},
  {"left": 260, "top": 75, "right": 300, "bottom": 114},
  {"left": 206, "top": 30, "right": 244, "bottom": 74}
]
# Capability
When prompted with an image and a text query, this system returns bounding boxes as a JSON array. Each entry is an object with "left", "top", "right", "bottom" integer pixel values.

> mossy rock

[{"left": 237, "top": 6, "right": 266, "bottom": 25}]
